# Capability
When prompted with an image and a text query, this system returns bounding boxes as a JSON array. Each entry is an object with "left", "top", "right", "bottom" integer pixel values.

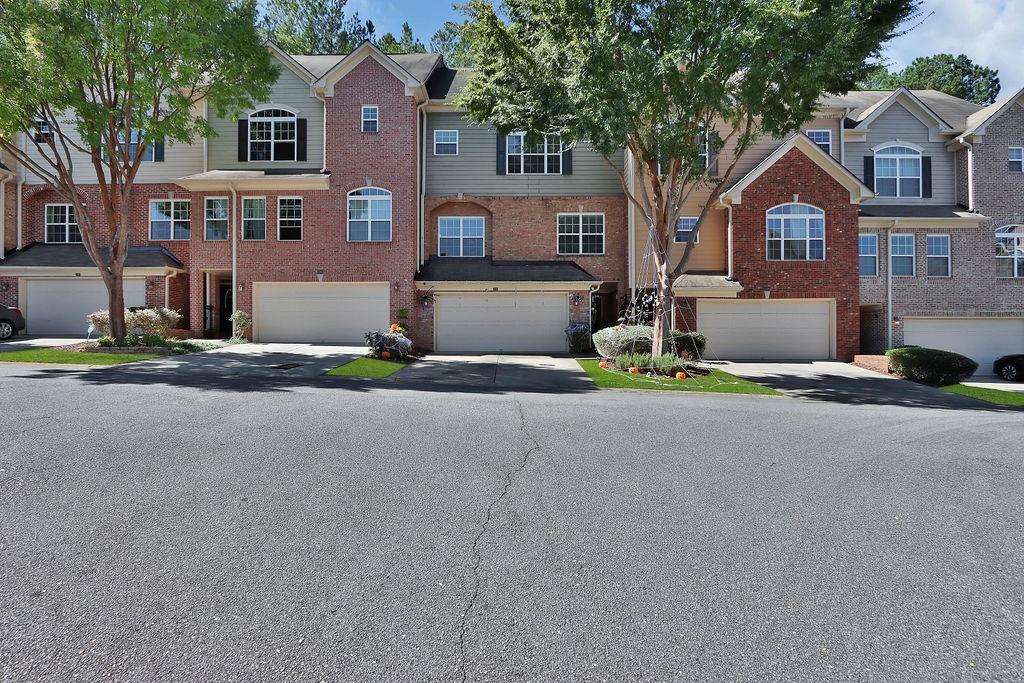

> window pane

[
  {"left": 899, "top": 178, "right": 921, "bottom": 197},
  {"left": 507, "top": 155, "right": 522, "bottom": 174},
  {"left": 860, "top": 255, "right": 877, "bottom": 276},
  {"left": 859, "top": 234, "right": 877, "bottom": 256},
  {"left": 898, "top": 157, "right": 921, "bottom": 176},
  {"left": 463, "top": 238, "right": 484, "bottom": 257},
  {"left": 783, "top": 240, "right": 807, "bottom": 260},
  {"left": 927, "top": 257, "right": 949, "bottom": 276},
  {"left": 767, "top": 241, "right": 782, "bottom": 260},
  {"left": 558, "top": 234, "right": 578, "bottom": 254},
  {"left": 349, "top": 199, "right": 369, "bottom": 221},
  {"left": 349, "top": 221, "right": 369, "bottom": 241},
  {"left": 369, "top": 198, "right": 390, "bottom": 220},
  {"left": 875, "top": 157, "right": 898, "bottom": 176},
  {"left": 875, "top": 177, "right": 897, "bottom": 197},
  {"left": 273, "top": 141, "right": 296, "bottom": 161},
  {"left": 926, "top": 235, "right": 949, "bottom": 257},
  {"left": 439, "top": 237, "right": 461, "bottom": 256},
  {"left": 808, "top": 240, "right": 824, "bottom": 260},
  {"left": 892, "top": 255, "right": 914, "bottom": 276},
  {"left": 370, "top": 220, "right": 391, "bottom": 241}
]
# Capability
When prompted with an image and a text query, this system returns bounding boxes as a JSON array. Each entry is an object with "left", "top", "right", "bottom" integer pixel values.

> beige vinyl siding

[
  {"left": 425, "top": 111, "right": 623, "bottom": 196},
  {"left": 845, "top": 103, "right": 955, "bottom": 204},
  {"left": 22, "top": 106, "right": 204, "bottom": 185},
  {"left": 207, "top": 61, "right": 323, "bottom": 170}
]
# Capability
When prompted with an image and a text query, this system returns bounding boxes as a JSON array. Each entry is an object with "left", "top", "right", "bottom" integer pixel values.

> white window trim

[
  {"left": 507, "top": 132, "right": 563, "bottom": 175},
  {"left": 437, "top": 216, "right": 486, "bottom": 257},
  {"left": 247, "top": 108, "right": 298, "bottom": 163},
  {"left": 890, "top": 233, "right": 916, "bottom": 277},
  {"left": 346, "top": 187, "right": 393, "bottom": 243},
  {"left": 673, "top": 217, "right": 700, "bottom": 244},
  {"left": 859, "top": 233, "right": 878, "bottom": 277},
  {"left": 277, "top": 196, "right": 303, "bottom": 242},
  {"left": 433, "top": 130, "right": 459, "bottom": 155},
  {"left": 43, "top": 203, "right": 81, "bottom": 244},
  {"left": 361, "top": 105, "right": 379, "bottom": 133},
  {"left": 203, "top": 196, "right": 230, "bottom": 242},
  {"left": 764, "top": 202, "right": 826, "bottom": 261},
  {"left": 806, "top": 129, "right": 832, "bottom": 156},
  {"left": 874, "top": 144, "right": 923, "bottom": 198},
  {"left": 1009, "top": 147, "right": 1023, "bottom": 172},
  {"left": 925, "top": 233, "right": 951, "bottom": 277},
  {"left": 148, "top": 198, "right": 191, "bottom": 242},
  {"left": 556, "top": 212, "right": 606, "bottom": 256},
  {"left": 995, "top": 225, "right": 1024, "bottom": 278},
  {"left": 241, "top": 196, "right": 267, "bottom": 241}
]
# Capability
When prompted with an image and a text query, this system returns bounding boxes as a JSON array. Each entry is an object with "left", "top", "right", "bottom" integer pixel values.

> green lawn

[
  {"left": 942, "top": 384, "right": 1024, "bottom": 407},
  {"left": 326, "top": 356, "right": 410, "bottom": 378},
  {"left": 578, "top": 359, "right": 781, "bottom": 395},
  {"left": 0, "top": 348, "right": 161, "bottom": 365}
]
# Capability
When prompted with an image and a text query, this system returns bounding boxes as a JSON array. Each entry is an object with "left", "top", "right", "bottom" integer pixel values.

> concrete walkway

[
  {"left": 0, "top": 336, "right": 86, "bottom": 351},
  {"left": 961, "top": 378, "right": 1024, "bottom": 393}
]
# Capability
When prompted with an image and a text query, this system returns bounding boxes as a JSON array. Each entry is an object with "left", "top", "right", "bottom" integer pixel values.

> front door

[{"left": 218, "top": 282, "right": 233, "bottom": 338}]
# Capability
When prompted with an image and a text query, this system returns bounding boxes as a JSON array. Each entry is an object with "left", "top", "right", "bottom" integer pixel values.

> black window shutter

[
  {"left": 496, "top": 134, "right": 506, "bottom": 175},
  {"left": 863, "top": 156, "right": 874, "bottom": 190},
  {"left": 237, "top": 119, "right": 248, "bottom": 162},
  {"left": 708, "top": 141, "right": 719, "bottom": 175},
  {"left": 296, "top": 118, "right": 307, "bottom": 162},
  {"left": 562, "top": 146, "right": 573, "bottom": 175},
  {"left": 153, "top": 139, "right": 165, "bottom": 162},
  {"left": 921, "top": 156, "right": 932, "bottom": 198}
]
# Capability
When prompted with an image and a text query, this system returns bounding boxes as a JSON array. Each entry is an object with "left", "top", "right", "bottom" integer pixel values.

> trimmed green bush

[
  {"left": 671, "top": 331, "right": 707, "bottom": 359},
  {"left": 594, "top": 325, "right": 654, "bottom": 358},
  {"left": 886, "top": 346, "right": 978, "bottom": 385}
]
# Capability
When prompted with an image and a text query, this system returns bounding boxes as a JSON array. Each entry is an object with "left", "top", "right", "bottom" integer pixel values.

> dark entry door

[{"left": 218, "top": 282, "right": 233, "bottom": 337}]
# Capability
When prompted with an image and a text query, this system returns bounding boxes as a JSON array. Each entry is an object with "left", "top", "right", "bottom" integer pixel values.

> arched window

[
  {"left": 348, "top": 188, "right": 392, "bottom": 242},
  {"left": 766, "top": 203, "right": 825, "bottom": 261},
  {"left": 995, "top": 225, "right": 1024, "bottom": 278},
  {"left": 874, "top": 145, "right": 921, "bottom": 198},
  {"left": 249, "top": 108, "right": 297, "bottom": 161}
]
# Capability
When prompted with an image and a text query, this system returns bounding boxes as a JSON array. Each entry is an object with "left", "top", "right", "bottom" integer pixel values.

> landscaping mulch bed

[{"left": 852, "top": 354, "right": 892, "bottom": 376}]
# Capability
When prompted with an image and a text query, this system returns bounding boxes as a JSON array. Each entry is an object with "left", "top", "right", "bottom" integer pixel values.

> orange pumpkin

[
  {"left": 675, "top": 371, "right": 687, "bottom": 380},
  {"left": 598, "top": 360, "right": 609, "bottom": 369},
  {"left": 628, "top": 367, "right": 640, "bottom": 374},
  {"left": 381, "top": 350, "right": 391, "bottom": 359}
]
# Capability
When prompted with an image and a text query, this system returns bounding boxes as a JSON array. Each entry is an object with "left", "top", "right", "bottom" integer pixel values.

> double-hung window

[
  {"left": 438, "top": 217, "right": 485, "bottom": 257},
  {"left": 674, "top": 217, "right": 699, "bottom": 244},
  {"left": 926, "top": 235, "right": 951, "bottom": 276},
  {"left": 249, "top": 109, "right": 296, "bottom": 161},
  {"left": 557, "top": 213, "right": 604, "bottom": 255},
  {"left": 434, "top": 130, "right": 458, "bottom": 155},
  {"left": 277, "top": 197, "right": 303, "bottom": 241},
  {"left": 361, "top": 106, "right": 379, "bottom": 133},
  {"left": 45, "top": 204, "right": 82, "bottom": 243},
  {"left": 1009, "top": 147, "right": 1023, "bottom": 173},
  {"left": 348, "top": 188, "right": 392, "bottom": 242},
  {"left": 995, "top": 225, "right": 1024, "bottom": 277},
  {"left": 149, "top": 199, "right": 190, "bottom": 241},
  {"left": 204, "top": 198, "right": 229, "bottom": 241},
  {"left": 874, "top": 145, "right": 922, "bottom": 198},
  {"left": 890, "top": 234, "right": 915, "bottom": 276},
  {"left": 242, "top": 198, "right": 266, "bottom": 240},
  {"left": 101, "top": 129, "right": 155, "bottom": 161},
  {"left": 766, "top": 203, "right": 825, "bottom": 260},
  {"left": 806, "top": 130, "right": 832, "bottom": 156},
  {"left": 507, "top": 133, "right": 561, "bottom": 174},
  {"left": 859, "top": 234, "right": 878, "bottom": 276}
]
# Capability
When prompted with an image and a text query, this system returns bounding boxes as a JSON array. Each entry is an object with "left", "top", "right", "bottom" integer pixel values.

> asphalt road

[{"left": 1, "top": 362, "right": 1022, "bottom": 681}]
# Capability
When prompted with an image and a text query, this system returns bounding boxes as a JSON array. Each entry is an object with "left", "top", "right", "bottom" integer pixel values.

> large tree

[
  {"left": 460, "top": 0, "right": 918, "bottom": 353},
  {"left": 378, "top": 22, "right": 426, "bottom": 54},
  {"left": 897, "top": 54, "right": 1000, "bottom": 105},
  {"left": 261, "top": 0, "right": 375, "bottom": 54},
  {"left": 0, "top": 0, "right": 276, "bottom": 340},
  {"left": 430, "top": 16, "right": 474, "bottom": 67}
]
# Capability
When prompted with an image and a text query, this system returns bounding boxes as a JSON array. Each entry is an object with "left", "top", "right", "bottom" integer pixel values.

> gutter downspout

[
  {"left": 229, "top": 183, "right": 238, "bottom": 337},
  {"left": 839, "top": 108, "right": 848, "bottom": 165},
  {"left": 16, "top": 131, "right": 25, "bottom": 250},
  {"left": 417, "top": 101, "right": 428, "bottom": 268},
  {"left": 726, "top": 202, "right": 735, "bottom": 280},
  {"left": 0, "top": 177, "right": 7, "bottom": 260},
  {"left": 963, "top": 138, "right": 975, "bottom": 211},
  {"left": 626, "top": 148, "right": 636, "bottom": 291},
  {"left": 886, "top": 219, "right": 896, "bottom": 349}
]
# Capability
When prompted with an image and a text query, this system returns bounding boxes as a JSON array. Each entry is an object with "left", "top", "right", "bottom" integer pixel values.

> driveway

[
  {"left": 720, "top": 360, "right": 992, "bottom": 409},
  {"left": 0, "top": 335, "right": 86, "bottom": 352},
  {"left": 391, "top": 354, "right": 595, "bottom": 393}
]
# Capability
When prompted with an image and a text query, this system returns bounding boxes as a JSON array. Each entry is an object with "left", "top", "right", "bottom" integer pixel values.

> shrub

[
  {"left": 886, "top": 346, "right": 978, "bottom": 385},
  {"left": 141, "top": 334, "right": 169, "bottom": 348},
  {"left": 228, "top": 310, "right": 252, "bottom": 340},
  {"left": 670, "top": 331, "right": 707, "bottom": 358},
  {"left": 170, "top": 339, "right": 222, "bottom": 354},
  {"left": 365, "top": 328, "right": 413, "bottom": 359},
  {"left": 97, "top": 335, "right": 114, "bottom": 347},
  {"left": 593, "top": 325, "right": 654, "bottom": 358},
  {"left": 565, "top": 323, "right": 592, "bottom": 354},
  {"left": 614, "top": 351, "right": 652, "bottom": 370},
  {"left": 652, "top": 353, "right": 687, "bottom": 376},
  {"left": 87, "top": 307, "right": 182, "bottom": 337}
]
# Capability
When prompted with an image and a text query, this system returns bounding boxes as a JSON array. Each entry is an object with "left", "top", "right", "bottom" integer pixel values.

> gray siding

[
  {"left": 846, "top": 103, "right": 956, "bottom": 205},
  {"left": 425, "top": 111, "right": 623, "bottom": 196},
  {"left": 208, "top": 62, "right": 323, "bottom": 170}
]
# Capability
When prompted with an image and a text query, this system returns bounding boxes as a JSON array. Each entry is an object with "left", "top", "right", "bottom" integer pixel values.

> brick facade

[{"left": 729, "top": 147, "right": 861, "bottom": 360}]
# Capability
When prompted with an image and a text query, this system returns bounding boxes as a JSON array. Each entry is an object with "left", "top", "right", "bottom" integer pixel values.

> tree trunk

[
  {"left": 106, "top": 272, "right": 127, "bottom": 341},
  {"left": 652, "top": 263, "right": 673, "bottom": 356}
]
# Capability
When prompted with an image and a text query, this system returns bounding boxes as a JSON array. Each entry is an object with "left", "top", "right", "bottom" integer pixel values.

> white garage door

[
  {"left": 253, "top": 282, "right": 390, "bottom": 343},
  {"left": 697, "top": 299, "right": 833, "bottom": 360},
  {"left": 436, "top": 293, "right": 569, "bottom": 354},
  {"left": 904, "top": 317, "right": 1024, "bottom": 375},
  {"left": 23, "top": 278, "right": 146, "bottom": 335}
]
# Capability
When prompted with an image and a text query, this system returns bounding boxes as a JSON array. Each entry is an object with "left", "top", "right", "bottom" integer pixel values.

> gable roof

[
  {"left": 719, "top": 133, "right": 874, "bottom": 205},
  {"left": 819, "top": 88, "right": 982, "bottom": 132},
  {"left": 310, "top": 42, "right": 442, "bottom": 97},
  {"left": 961, "top": 87, "right": 1024, "bottom": 137},
  {"left": 426, "top": 66, "right": 473, "bottom": 102}
]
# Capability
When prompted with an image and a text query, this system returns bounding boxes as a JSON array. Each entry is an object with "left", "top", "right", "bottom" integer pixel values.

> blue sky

[{"left": 352, "top": 0, "right": 1021, "bottom": 93}]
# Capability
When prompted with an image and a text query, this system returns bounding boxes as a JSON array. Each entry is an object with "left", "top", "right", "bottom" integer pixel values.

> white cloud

[{"left": 881, "top": 0, "right": 1023, "bottom": 93}]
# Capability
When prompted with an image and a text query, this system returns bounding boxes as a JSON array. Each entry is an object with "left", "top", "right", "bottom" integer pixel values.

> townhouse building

[{"left": 0, "top": 42, "right": 1021, "bottom": 370}]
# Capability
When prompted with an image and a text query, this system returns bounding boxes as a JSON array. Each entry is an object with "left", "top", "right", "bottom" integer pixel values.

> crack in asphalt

[{"left": 456, "top": 399, "right": 541, "bottom": 683}]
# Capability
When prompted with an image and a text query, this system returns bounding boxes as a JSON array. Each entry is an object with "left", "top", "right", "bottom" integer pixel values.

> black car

[
  {"left": 993, "top": 354, "right": 1024, "bottom": 382},
  {"left": 0, "top": 305, "right": 25, "bottom": 340}
]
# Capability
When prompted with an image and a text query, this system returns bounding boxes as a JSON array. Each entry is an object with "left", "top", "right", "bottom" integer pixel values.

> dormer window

[
  {"left": 874, "top": 145, "right": 921, "bottom": 198},
  {"left": 249, "top": 108, "right": 297, "bottom": 161}
]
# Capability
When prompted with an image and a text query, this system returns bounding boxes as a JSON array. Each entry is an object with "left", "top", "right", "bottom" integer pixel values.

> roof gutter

[{"left": 0, "top": 177, "right": 7, "bottom": 260}]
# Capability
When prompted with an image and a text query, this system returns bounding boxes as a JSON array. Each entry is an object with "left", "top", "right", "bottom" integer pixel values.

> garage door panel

[
  {"left": 698, "top": 299, "right": 832, "bottom": 360},
  {"left": 904, "top": 318, "right": 1024, "bottom": 375},
  {"left": 24, "top": 279, "right": 146, "bottom": 335},
  {"left": 436, "top": 294, "right": 568, "bottom": 354},
  {"left": 253, "top": 283, "right": 390, "bottom": 343}
]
